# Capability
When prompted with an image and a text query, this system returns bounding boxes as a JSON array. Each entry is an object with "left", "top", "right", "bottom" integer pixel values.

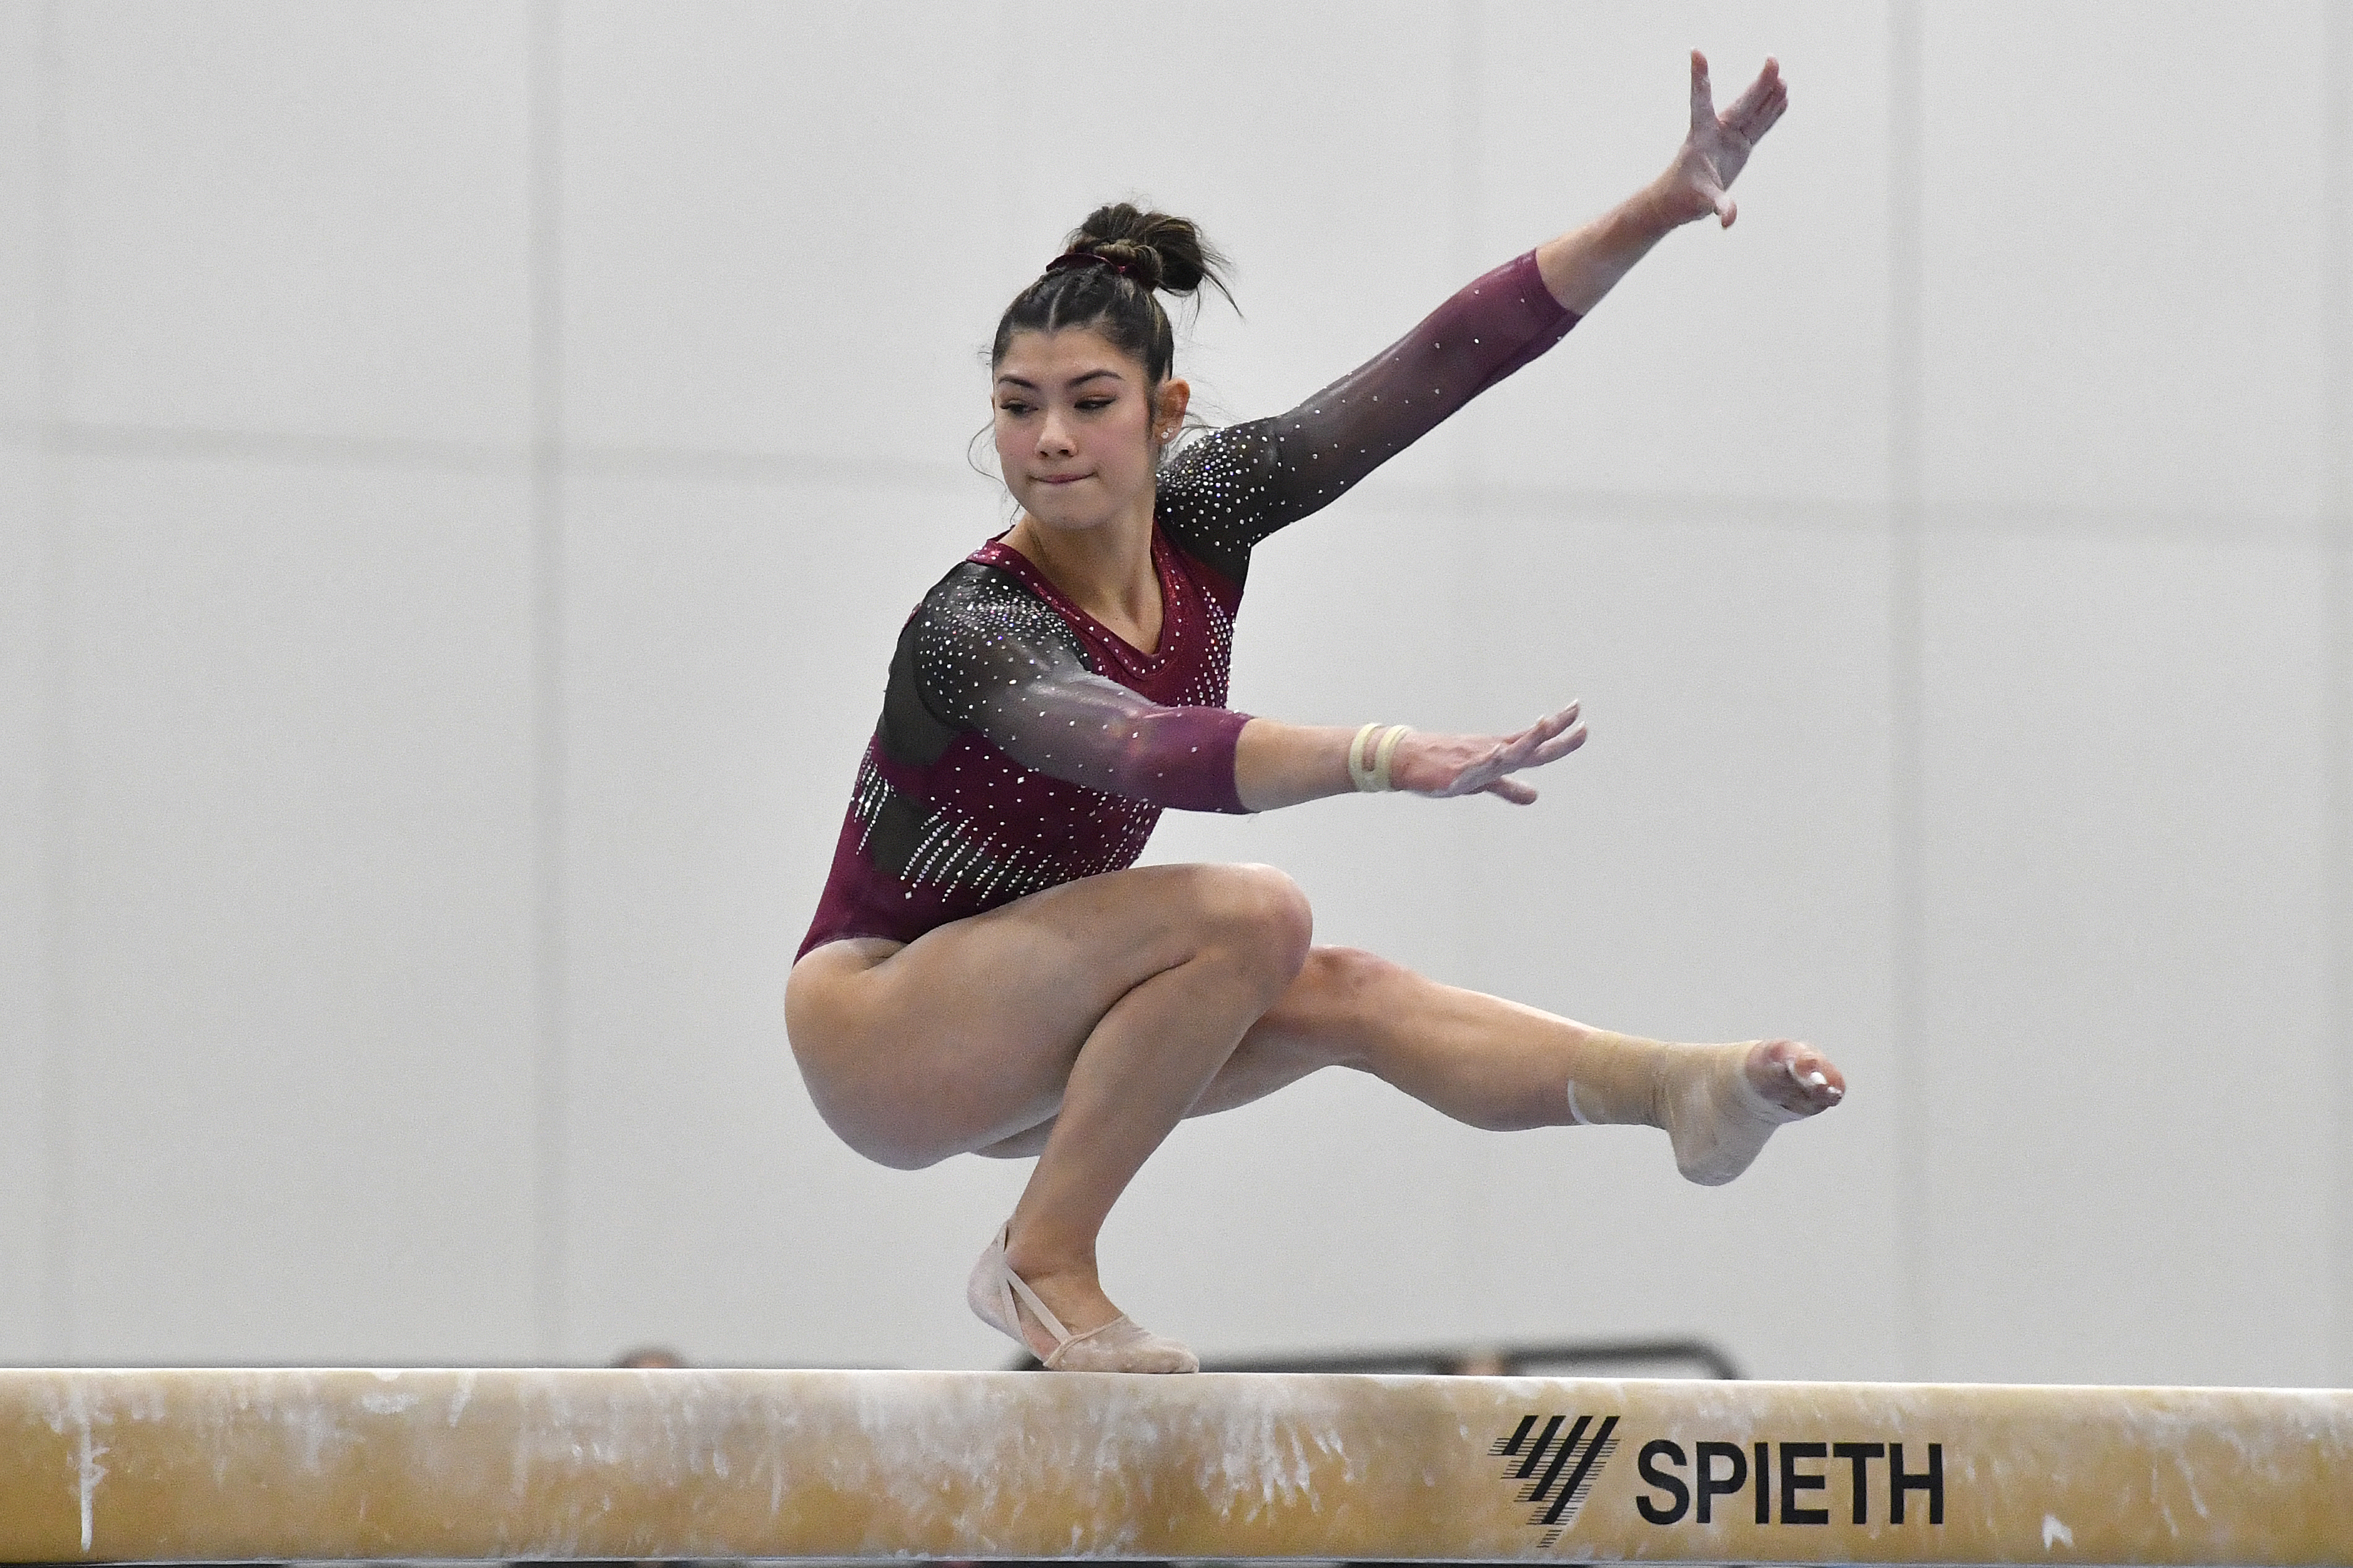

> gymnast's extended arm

[
  {"left": 1155, "top": 51, "right": 1788, "bottom": 570},
  {"left": 913, "top": 572, "right": 1587, "bottom": 813}
]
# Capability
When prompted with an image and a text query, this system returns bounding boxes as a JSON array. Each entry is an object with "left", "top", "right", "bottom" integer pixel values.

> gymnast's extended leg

[{"left": 979, "top": 945, "right": 1843, "bottom": 1188}]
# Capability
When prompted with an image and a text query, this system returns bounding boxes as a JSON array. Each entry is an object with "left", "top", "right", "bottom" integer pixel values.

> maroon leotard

[{"left": 797, "top": 250, "right": 1578, "bottom": 960}]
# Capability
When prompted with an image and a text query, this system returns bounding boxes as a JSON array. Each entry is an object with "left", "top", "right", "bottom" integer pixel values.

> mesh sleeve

[
  {"left": 1158, "top": 249, "right": 1577, "bottom": 584},
  {"left": 912, "top": 568, "right": 1252, "bottom": 814}
]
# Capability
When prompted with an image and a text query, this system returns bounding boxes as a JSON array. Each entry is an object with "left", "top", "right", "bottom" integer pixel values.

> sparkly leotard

[{"left": 797, "top": 250, "right": 1578, "bottom": 959}]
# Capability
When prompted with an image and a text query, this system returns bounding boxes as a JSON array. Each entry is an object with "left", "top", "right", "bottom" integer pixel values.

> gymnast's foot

[
  {"left": 969, "top": 1225, "right": 1197, "bottom": 1373},
  {"left": 1654, "top": 1039, "right": 1844, "bottom": 1186}
]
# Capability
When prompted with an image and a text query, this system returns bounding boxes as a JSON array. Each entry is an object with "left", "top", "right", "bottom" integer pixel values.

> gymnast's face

[{"left": 992, "top": 326, "right": 1188, "bottom": 536}]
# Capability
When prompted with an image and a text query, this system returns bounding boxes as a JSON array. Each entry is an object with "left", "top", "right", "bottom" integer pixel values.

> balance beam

[{"left": 1, "top": 1368, "right": 2345, "bottom": 1564}]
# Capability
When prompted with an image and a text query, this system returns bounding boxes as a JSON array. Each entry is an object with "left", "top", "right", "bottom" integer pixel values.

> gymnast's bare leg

[
  {"left": 789, "top": 862, "right": 1312, "bottom": 1362},
  {"left": 975, "top": 945, "right": 1843, "bottom": 1181},
  {"left": 787, "top": 851, "right": 1841, "bottom": 1364}
]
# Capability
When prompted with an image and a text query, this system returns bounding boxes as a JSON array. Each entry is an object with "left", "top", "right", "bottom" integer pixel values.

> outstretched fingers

[
  {"left": 1679, "top": 49, "right": 1789, "bottom": 228},
  {"left": 1487, "top": 702, "right": 1580, "bottom": 760},
  {"left": 1685, "top": 52, "right": 1736, "bottom": 226},
  {"left": 1499, "top": 720, "right": 1590, "bottom": 802},
  {"left": 1388, "top": 702, "right": 1591, "bottom": 801},
  {"left": 1723, "top": 56, "right": 1789, "bottom": 143},
  {"left": 1688, "top": 48, "right": 1716, "bottom": 136},
  {"left": 1523, "top": 705, "right": 1590, "bottom": 766},
  {"left": 1449, "top": 704, "right": 1588, "bottom": 803}
]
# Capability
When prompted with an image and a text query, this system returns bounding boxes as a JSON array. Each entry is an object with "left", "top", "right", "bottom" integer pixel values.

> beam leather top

[{"left": 1, "top": 1367, "right": 2348, "bottom": 1564}]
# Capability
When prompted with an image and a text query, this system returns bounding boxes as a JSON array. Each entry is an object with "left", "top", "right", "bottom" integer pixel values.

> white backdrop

[{"left": 1, "top": 0, "right": 2349, "bottom": 1386}]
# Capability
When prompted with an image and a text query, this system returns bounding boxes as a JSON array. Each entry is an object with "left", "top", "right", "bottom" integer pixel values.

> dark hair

[{"left": 989, "top": 202, "right": 1235, "bottom": 397}]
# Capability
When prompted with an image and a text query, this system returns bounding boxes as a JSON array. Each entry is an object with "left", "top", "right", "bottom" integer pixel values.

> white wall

[{"left": 1, "top": 0, "right": 2347, "bottom": 1386}]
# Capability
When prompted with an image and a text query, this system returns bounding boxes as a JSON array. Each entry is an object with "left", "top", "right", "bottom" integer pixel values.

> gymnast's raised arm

[
  {"left": 1158, "top": 51, "right": 1787, "bottom": 563},
  {"left": 1212, "top": 50, "right": 1788, "bottom": 809}
]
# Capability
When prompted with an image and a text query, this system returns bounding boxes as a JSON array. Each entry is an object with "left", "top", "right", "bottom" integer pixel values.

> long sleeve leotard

[{"left": 797, "top": 249, "right": 1578, "bottom": 959}]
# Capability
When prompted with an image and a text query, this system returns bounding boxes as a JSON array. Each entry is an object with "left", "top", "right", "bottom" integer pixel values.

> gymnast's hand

[
  {"left": 1532, "top": 51, "right": 1786, "bottom": 313},
  {"left": 1233, "top": 704, "right": 1588, "bottom": 811},
  {"left": 1661, "top": 50, "right": 1789, "bottom": 229},
  {"left": 1390, "top": 702, "right": 1587, "bottom": 804}
]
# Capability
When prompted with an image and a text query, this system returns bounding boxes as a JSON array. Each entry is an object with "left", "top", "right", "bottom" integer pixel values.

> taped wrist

[{"left": 1348, "top": 724, "right": 1410, "bottom": 792}]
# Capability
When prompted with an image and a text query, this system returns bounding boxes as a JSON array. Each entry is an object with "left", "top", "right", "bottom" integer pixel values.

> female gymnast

[{"left": 786, "top": 51, "right": 1842, "bottom": 1373}]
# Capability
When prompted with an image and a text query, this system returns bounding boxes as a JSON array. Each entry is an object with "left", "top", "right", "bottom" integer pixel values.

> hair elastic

[{"left": 1044, "top": 250, "right": 1137, "bottom": 281}]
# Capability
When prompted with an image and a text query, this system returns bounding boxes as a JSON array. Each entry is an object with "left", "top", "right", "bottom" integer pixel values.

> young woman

[{"left": 785, "top": 51, "right": 1840, "bottom": 1373}]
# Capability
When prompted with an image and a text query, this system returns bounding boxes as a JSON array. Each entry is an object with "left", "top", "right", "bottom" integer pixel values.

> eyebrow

[{"left": 994, "top": 369, "right": 1125, "bottom": 391}]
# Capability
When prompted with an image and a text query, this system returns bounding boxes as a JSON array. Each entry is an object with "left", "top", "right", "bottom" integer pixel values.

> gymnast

[{"left": 786, "top": 51, "right": 1841, "bottom": 1373}]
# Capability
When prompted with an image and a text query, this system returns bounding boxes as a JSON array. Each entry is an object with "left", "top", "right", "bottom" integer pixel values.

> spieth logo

[
  {"left": 1495, "top": 1417, "right": 1947, "bottom": 1542},
  {"left": 1492, "top": 1414, "right": 1621, "bottom": 1547},
  {"left": 1633, "top": 1438, "right": 1945, "bottom": 1527}
]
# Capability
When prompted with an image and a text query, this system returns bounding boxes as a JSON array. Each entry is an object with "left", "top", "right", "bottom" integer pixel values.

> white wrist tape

[{"left": 1348, "top": 723, "right": 1411, "bottom": 792}]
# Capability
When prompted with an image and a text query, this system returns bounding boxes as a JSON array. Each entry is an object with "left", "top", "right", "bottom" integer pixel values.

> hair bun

[
  {"left": 1066, "top": 202, "right": 1228, "bottom": 301},
  {"left": 1084, "top": 239, "right": 1165, "bottom": 291},
  {"left": 994, "top": 199, "right": 1235, "bottom": 401}
]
